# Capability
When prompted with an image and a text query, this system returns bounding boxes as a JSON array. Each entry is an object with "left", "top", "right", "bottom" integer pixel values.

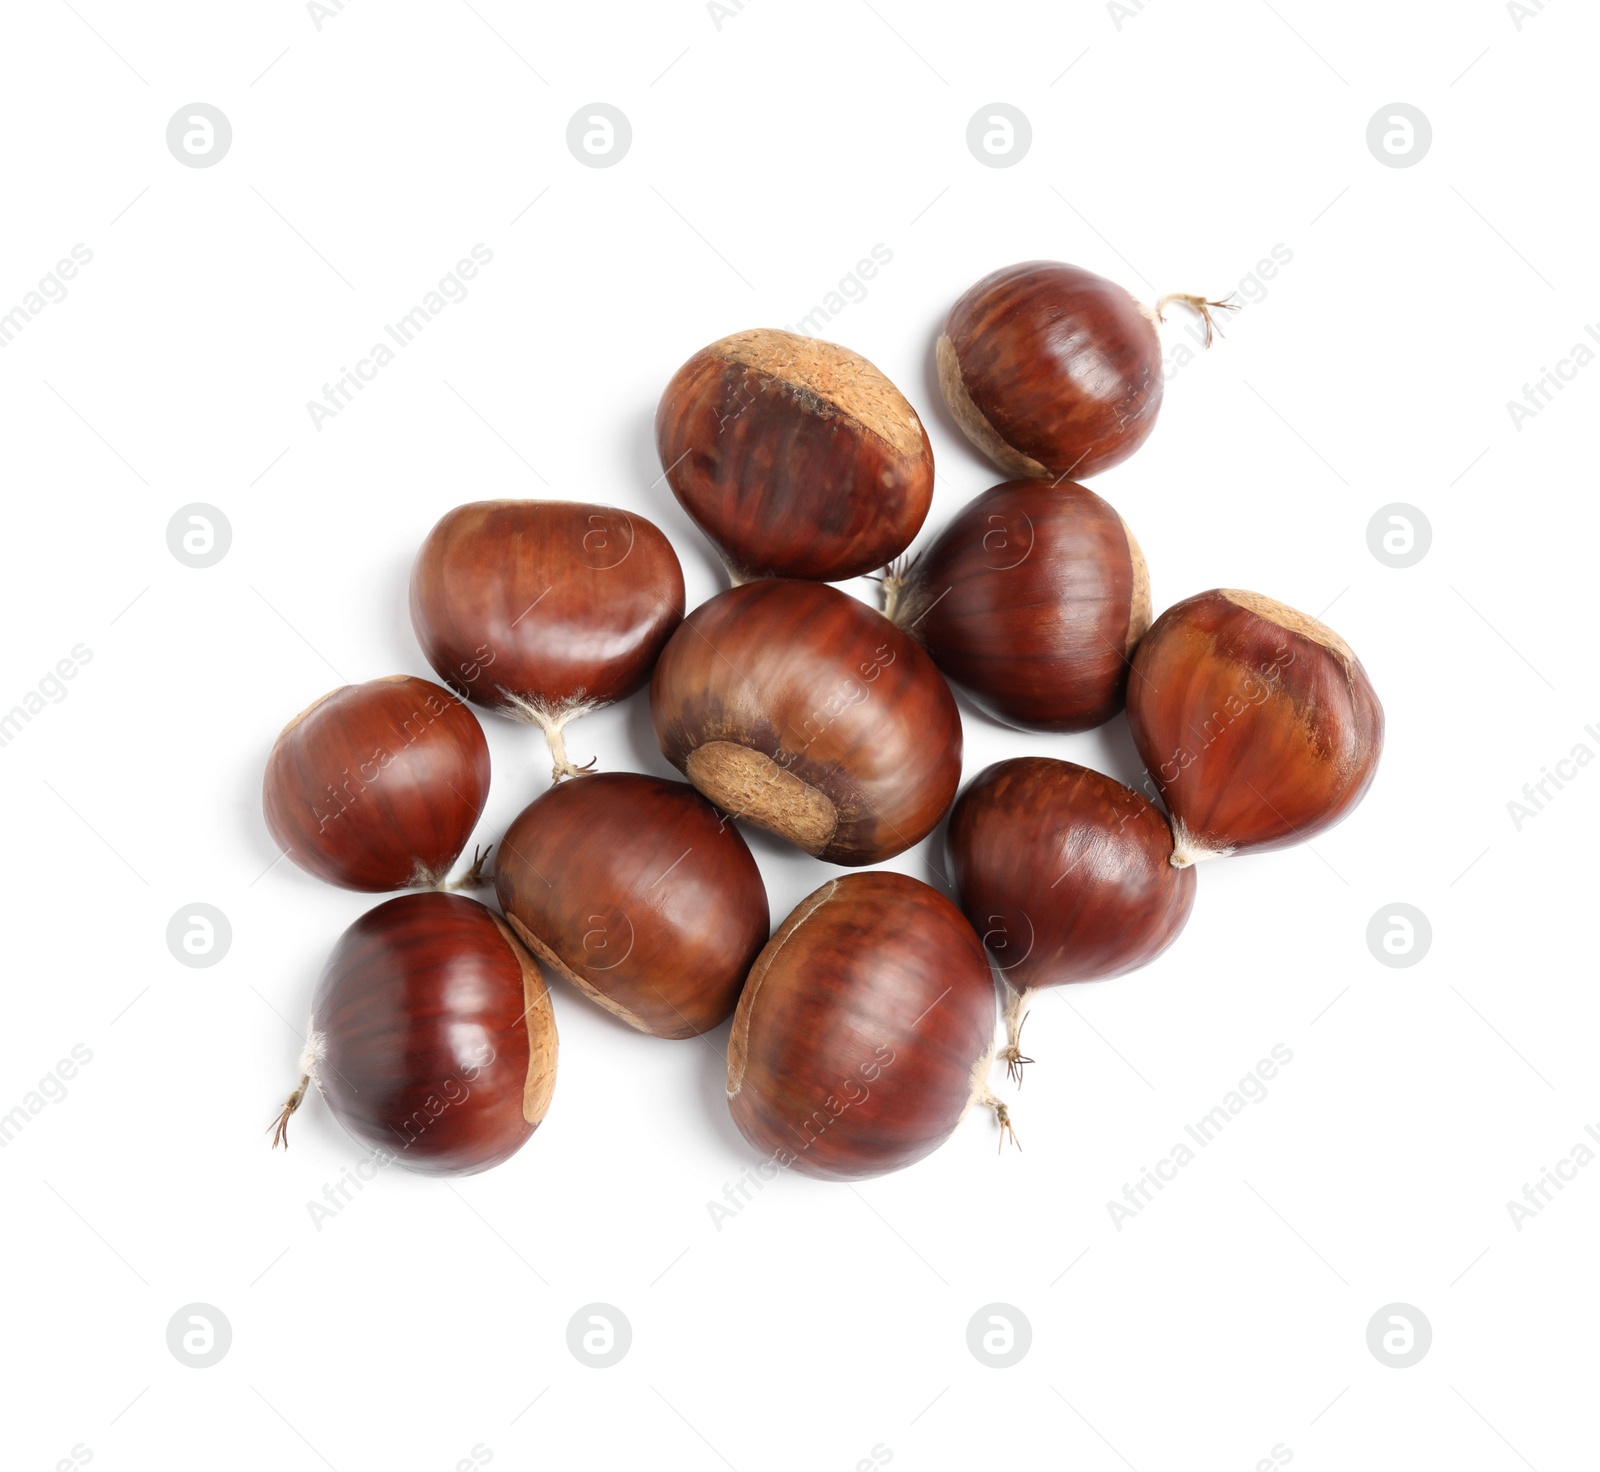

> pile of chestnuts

[{"left": 265, "top": 259, "right": 1383, "bottom": 1181}]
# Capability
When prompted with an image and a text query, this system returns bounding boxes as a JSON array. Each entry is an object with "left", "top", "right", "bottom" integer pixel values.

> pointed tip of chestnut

[
  {"left": 1129, "top": 589, "right": 1383, "bottom": 861},
  {"left": 657, "top": 329, "right": 934, "bottom": 582}
]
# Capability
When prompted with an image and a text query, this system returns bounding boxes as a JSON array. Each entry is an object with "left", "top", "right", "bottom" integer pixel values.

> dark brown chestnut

[
  {"left": 885, "top": 480, "right": 1150, "bottom": 731},
  {"left": 1127, "top": 589, "right": 1384, "bottom": 865},
  {"left": 262, "top": 675, "right": 490, "bottom": 891},
  {"left": 409, "top": 499, "right": 685, "bottom": 779},
  {"left": 272, "top": 892, "right": 557, "bottom": 1176},
  {"left": 948, "top": 757, "right": 1196, "bottom": 1074},
  {"left": 656, "top": 329, "right": 934, "bottom": 582},
  {"left": 649, "top": 580, "right": 962, "bottom": 865},
  {"left": 938, "top": 261, "right": 1230, "bottom": 480},
  {"left": 494, "top": 772, "right": 769, "bottom": 1038},
  {"left": 727, "top": 871, "right": 1006, "bottom": 1180}
]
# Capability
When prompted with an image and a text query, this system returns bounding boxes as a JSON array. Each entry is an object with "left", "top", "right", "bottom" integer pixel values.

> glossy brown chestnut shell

[
  {"left": 495, "top": 772, "right": 770, "bottom": 1038},
  {"left": 938, "top": 261, "right": 1162, "bottom": 480},
  {"left": 649, "top": 580, "right": 962, "bottom": 865},
  {"left": 948, "top": 757, "right": 1196, "bottom": 991},
  {"left": 262, "top": 675, "right": 490, "bottom": 891},
  {"left": 656, "top": 329, "right": 934, "bottom": 582},
  {"left": 1127, "top": 589, "right": 1384, "bottom": 864},
  {"left": 409, "top": 499, "right": 685, "bottom": 773},
  {"left": 726, "top": 872, "right": 998, "bottom": 1180},
  {"left": 888, "top": 480, "right": 1151, "bottom": 731},
  {"left": 307, "top": 892, "right": 557, "bottom": 1176}
]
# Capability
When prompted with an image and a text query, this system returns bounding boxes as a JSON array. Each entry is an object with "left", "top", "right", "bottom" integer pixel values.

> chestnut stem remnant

[
  {"left": 269, "top": 1076, "right": 308, "bottom": 1150},
  {"left": 998, "top": 987, "right": 1034, "bottom": 1085},
  {"left": 1153, "top": 292, "right": 1239, "bottom": 348},
  {"left": 500, "top": 690, "right": 600, "bottom": 784},
  {"left": 269, "top": 1028, "right": 324, "bottom": 1150},
  {"left": 877, "top": 554, "right": 920, "bottom": 628},
  {"left": 979, "top": 1088, "right": 1021, "bottom": 1153},
  {"left": 438, "top": 844, "right": 494, "bottom": 892},
  {"left": 1168, "top": 826, "right": 1233, "bottom": 869}
]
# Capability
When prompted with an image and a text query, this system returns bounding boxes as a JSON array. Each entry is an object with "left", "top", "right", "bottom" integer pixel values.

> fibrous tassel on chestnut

[
  {"left": 1127, "top": 589, "right": 1384, "bottom": 865},
  {"left": 271, "top": 892, "right": 557, "bottom": 1175},
  {"left": 656, "top": 328, "right": 934, "bottom": 583},
  {"left": 948, "top": 757, "right": 1196, "bottom": 1077},
  {"left": 727, "top": 872, "right": 1010, "bottom": 1180},
  {"left": 938, "top": 260, "right": 1234, "bottom": 480},
  {"left": 410, "top": 499, "right": 685, "bottom": 781},
  {"left": 262, "top": 674, "right": 490, "bottom": 892},
  {"left": 884, "top": 479, "right": 1151, "bottom": 732},
  {"left": 650, "top": 580, "right": 962, "bottom": 865},
  {"left": 495, "top": 772, "right": 769, "bottom": 1038}
]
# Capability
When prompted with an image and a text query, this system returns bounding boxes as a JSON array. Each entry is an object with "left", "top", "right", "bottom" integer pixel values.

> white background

[{"left": 2, "top": 1, "right": 1596, "bottom": 1468}]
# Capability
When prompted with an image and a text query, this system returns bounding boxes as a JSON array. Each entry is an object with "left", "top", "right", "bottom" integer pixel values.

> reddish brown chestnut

[
  {"left": 409, "top": 500, "right": 685, "bottom": 779},
  {"left": 885, "top": 480, "right": 1151, "bottom": 731},
  {"left": 727, "top": 872, "right": 1007, "bottom": 1180},
  {"left": 262, "top": 675, "right": 490, "bottom": 891},
  {"left": 948, "top": 757, "right": 1196, "bottom": 1075},
  {"left": 494, "top": 772, "right": 769, "bottom": 1038},
  {"left": 272, "top": 892, "right": 557, "bottom": 1176},
  {"left": 1127, "top": 589, "right": 1384, "bottom": 865},
  {"left": 938, "top": 261, "right": 1231, "bottom": 480},
  {"left": 656, "top": 329, "right": 934, "bottom": 582},
  {"left": 649, "top": 580, "right": 962, "bottom": 865}
]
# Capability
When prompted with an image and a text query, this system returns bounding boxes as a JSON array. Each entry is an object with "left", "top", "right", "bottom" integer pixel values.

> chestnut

[
  {"left": 1127, "top": 589, "right": 1384, "bottom": 865},
  {"left": 273, "top": 892, "right": 557, "bottom": 1176},
  {"left": 262, "top": 675, "right": 490, "bottom": 891},
  {"left": 649, "top": 580, "right": 962, "bottom": 865},
  {"left": 948, "top": 757, "right": 1196, "bottom": 1074},
  {"left": 409, "top": 499, "right": 685, "bottom": 779},
  {"left": 727, "top": 871, "right": 1005, "bottom": 1180},
  {"left": 656, "top": 328, "right": 934, "bottom": 582},
  {"left": 938, "top": 261, "right": 1230, "bottom": 480},
  {"left": 494, "top": 772, "right": 769, "bottom": 1038},
  {"left": 885, "top": 480, "right": 1150, "bottom": 731}
]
